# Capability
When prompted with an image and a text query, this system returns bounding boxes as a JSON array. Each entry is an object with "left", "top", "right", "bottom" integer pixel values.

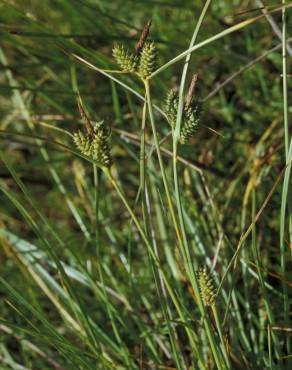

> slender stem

[
  {"left": 212, "top": 306, "right": 231, "bottom": 369},
  {"left": 104, "top": 168, "right": 206, "bottom": 369},
  {"left": 282, "top": 0, "right": 289, "bottom": 159},
  {"left": 145, "top": 187, "right": 185, "bottom": 370},
  {"left": 268, "top": 324, "right": 272, "bottom": 369},
  {"left": 138, "top": 101, "right": 185, "bottom": 369},
  {"left": 218, "top": 167, "right": 285, "bottom": 293},
  {"left": 281, "top": 0, "right": 290, "bottom": 354},
  {"left": 150, "top": 4, "right": 292, "bottom": 78},
  {"left": 93, "top": 165, "right": 133, "bottom": 368},
  {"left": 170, "top": 1, "right": 226, "bottom": 368},
  {"left": 144, "top": 80, "right": 182, "bottom": 242},
  {"left": 139, "top": 97, "right": 149, "bottom": 233},
  {"left": 144, "top": 80, "right": 223, "bottom": 369},
  {"left": 251, "top": 189, "right": 280, "bottom": 359}
]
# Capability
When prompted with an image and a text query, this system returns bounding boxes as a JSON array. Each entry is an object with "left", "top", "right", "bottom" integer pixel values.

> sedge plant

[{"left": 1, "top": 1, "right": 291, "bottom": 369}]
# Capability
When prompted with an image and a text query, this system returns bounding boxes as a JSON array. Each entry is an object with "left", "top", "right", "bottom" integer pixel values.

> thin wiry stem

[
  {"left": 251, "top": 188, "right": 280, "bottom": 359},
  {"left": 93, "top": 165, "right": 127, "bottom": 366},
  {"left": 72, "top": 54, "right": 166, "bottom": 118},
  {"left": 104, "top": 168, "right": 206, "bottom": 368},
  {"left": 218, "top": 165, "right": 287, "bottom": 293},
  {"left": 256, "top": 0, "right": 292, "bottom": 56},
  {"left": 204, "top": 37, "right": 292, "bottom": 101},
  {"left": 138, "top": 98, "right": 184, "bottom": 369},
  {"left": 212, "top": 306, "right": 231, "bottom": 369},
  {"left": 144, "top": 79, "right": 224, "bottom": 369},
  {"left": 171, "top": 1, "right": 227, "bottom": 368},
  {"left": 281, "top": 0, "right": 290, "bottom": 354},
  {"left": 150, "top": 4, "right": 292, "bottom": 78}
]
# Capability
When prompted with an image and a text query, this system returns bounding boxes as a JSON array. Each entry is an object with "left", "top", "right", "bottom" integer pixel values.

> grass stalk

[
  {"left": 144, "top": 79, "right": 224, "bottom": 369},
  {"left": 211, "top": 306, "right": 231, "bottom": 369},
  {"left": 251, "top": 188, "right": 280, "bottom": 360},
  {"left": 93, "top": 165, "right": 134, "bottom": 368},
  {"left": 170, "top": 1, "right": 228, "bottom": 367},
  {"left": 135, "top": 95, "right": 184, "bottom": 368},
  {"left": 281, "top": 0, "right": 291, "bottom": 354},
  {"left": 150, "top": 3, "right": 292, "bottom": 78},
  {"left": 104, "top": 167, "right": 206, "bottom": 368}
]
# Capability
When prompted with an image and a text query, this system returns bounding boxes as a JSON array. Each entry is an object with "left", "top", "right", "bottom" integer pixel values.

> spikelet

[
  {"left": 73, "top": 131, "right": 92, "bottom": 157},
  {"left": 197, "top": 266, "right": 216, "bottom": 307},
  {"left": 112, "top": 44, "right": 138, "bottom": 72},
  {"left": 91, "top": 121, "right": 112, "bottom": 168},
  {"left": 73, "top": 121, "right": 112, "bottom": 168},
  {"left": 164, "top": 89, "right": 202, "bottom": 142},
  {"left": 138, "top": 42, "right": 157, "bottom": 79},
  {"left": 179, "top": 102, "right": 202, "bottom": 144},
  {"left": 165, "top": 89, "right": 179, "bottom": 127}
]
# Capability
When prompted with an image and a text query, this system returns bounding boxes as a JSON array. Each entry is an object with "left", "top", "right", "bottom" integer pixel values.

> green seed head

[
  {"left": 165, "top": 89, "right": 179, "bottom": 127},
  {"left": 91, "top": 121, "right": 112, "bottom": 167},
  {"left": 165, "top": 88, "right": 202, "bottom": 142},
  {"left": 179, "top": 102, "right": 202, "bottom": 144},
  {"left": 73, "top": 131, "right": 92, "bottom": 157},
  {"left": 197, "top": 266, "right": 216, "bottom": 307},
  {"left": 73, "top": 121, "right": 112, "bottom": 168},
  {"left": 138, "top": 42, "right": 157, "bottom": 79},
  {"left": 112, "top": 44, "right": 138, "bottom": 72}
]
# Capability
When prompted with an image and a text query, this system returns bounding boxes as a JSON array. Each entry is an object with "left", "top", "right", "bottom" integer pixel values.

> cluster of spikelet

[
  {"left": 73, "top": 122, "right": 112, "bottom": 168},
  {"left": 165, "top": 88, "right": 202, "bottom": 144},
  {"left": 113, "top": 42, "right": 157, "bottom": 78},
  {"left": 197, "top": 266, "right": 217, "bottom": 307},
  {"left": 73, "top": 101, "right": 112, "bottom": 168},
  {"left": 112, "top": 45, "right": 139, "bottom": 73},
  {"left": 112, "top": 20, "right": 157, "bottom": 79}
]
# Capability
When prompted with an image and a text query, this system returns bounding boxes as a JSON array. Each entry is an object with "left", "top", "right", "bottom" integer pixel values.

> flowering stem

[
  {"left": 212, "top": 305, "right": 231, "bottom": 369},
  {"left": 144, "top": 79, "right": 224, "bottom": 369},
  {"left": 104, "top": 167, "right": 206, "bottom": 369}
]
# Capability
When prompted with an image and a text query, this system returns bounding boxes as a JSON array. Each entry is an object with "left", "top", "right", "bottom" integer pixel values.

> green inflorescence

[
  {"left": 138, "top": 42, "right": 157, "bottom": 79},
  {"left": 165, "top": 89, "right": 179, "bottom": 126},
  {"left": 164, "top": 89, "right": 202, "bottom": 144},
  {"left": 112, "top": 42, "right": 157, "bottom": 79},
  {"left": 112, "top": 44, "right": 139, "bottom": 73},
  {"left": 73, "top": 121, "right": 112, "bottom": 168},
  {"left": 197, "top": 266, "right": 217, "bottom": 307},
  {"left": 180, "top": 103, "right": 202, "bottom": 144}
]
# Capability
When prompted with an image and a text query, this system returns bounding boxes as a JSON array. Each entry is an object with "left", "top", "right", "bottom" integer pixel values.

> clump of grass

[{"left": 0, "top": 1, "right": 291, "bottom": 369}]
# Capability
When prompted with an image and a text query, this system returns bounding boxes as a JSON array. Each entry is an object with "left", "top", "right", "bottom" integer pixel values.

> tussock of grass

[{"left": 0, "top": 1, "right": 291, "bottom": 369}]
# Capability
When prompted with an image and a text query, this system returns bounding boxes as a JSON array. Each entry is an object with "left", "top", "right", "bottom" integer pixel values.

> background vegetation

[{"left": 0, "top": 0, "right": 291, "bottom": 369}]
